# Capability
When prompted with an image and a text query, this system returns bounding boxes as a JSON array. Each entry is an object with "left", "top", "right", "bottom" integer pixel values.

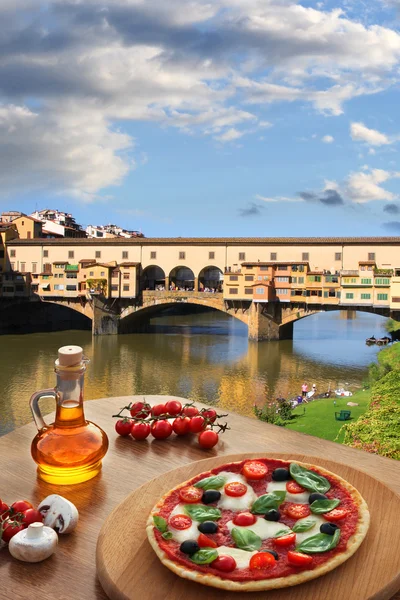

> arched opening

[
  {"left": 141, "top": 265, "right": 166, "bottom": 291},
  {"left": 198, "top": 266, "right": 223, "bottom": 292},
  {"left": 169, "top": 266, "right": 195, "bottom": 291},
  {"left": 0, "top": 301, "right": 91, "bottom": 334}
]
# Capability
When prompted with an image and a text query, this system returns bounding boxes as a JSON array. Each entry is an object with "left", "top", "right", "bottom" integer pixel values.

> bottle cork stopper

[{"left": 57, "top": 345, "right": 83, "bottom": 367}]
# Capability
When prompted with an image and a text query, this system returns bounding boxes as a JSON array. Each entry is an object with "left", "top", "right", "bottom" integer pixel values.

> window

[
  {"left": 375, "top": 278, "right": 390, "bottom": 285},
  {"left": 368, "top": 253, "right": 376, "bottom": 261},
  {"left": 335, "top": 252, "right": 342, "bottom": 261},
  {"left": 245, "top": 275, "right": 254, "bottom": 281},
  {"left": 263, "top": 276, "right": 268, "bottom": 280},
  {"left": 209, "top": 252, "right": 215, "bottom": 260},
  {"left": 31, "top": 263, "right": 37, "bottom": 273},
  {"left": 260, "top": 266, "right": 269, "bottom": 271},
  {"left": 123, "top": 285, "right": 130, "bottom": 291},
  {"left": 256, "top": 287, "right": 265, "bottom": 294},
  {"left": 43, "top": 263, "right": 52, "bottom": 273},
  {"left": 238, "top": 252, "right": 245, "bottom": 261},
  {"left": 100, "top": 271, "right": 105, "bottom": 277},
  {"left": 277, "top": 265, "right": 287, "bottom": 271},
  {"left": 298, "top": 277, "right": 305, "bottom": 284},
  {"left": 20, "top": 263, "right": 26, "bottom": 272},
  {"left": 150, "top": 251, "right": 157, "bottom": 259},
  {"left": 361, "top": 293, "right": 371, "bottom": 300},
  {"left": 27, "top": 232, "right": 31, "bottom": 239},
  {"left": 68, "top": 251, "right": 74, "bottom": 259},
  {"left": 276, "top": 288, "right": 289, "bottom": 295},
  {"left": 111, "top": 285, "right": 118, "bottom": 291},
  {"left": 275, "top": 276, "right": 289, "bottom": 282},
  {"left": 66, "top": 273, "right": 77, "bottom": 279},
  {"left": 66, "top": 285, "right": 77, "bottom": 291},
  {"left": 377, "top": 293, "right": 388, "bottom": 301},
  {"left": 58, "top": 273, "right": 64, "bottom": 278},
  {"left": 179, "top": 251, "right": 186, "bottom": 260},
  {"left": 54, "top": 264, "right": 64, "bottom": 269},
  {"left": 112, "top": 270, "right": 119, "bottom": 278},
  {"left": 292, "top": 276, "right": 297, "bottom": 283},
  {"left": 95, "top": 251, "right": 101, "bottom": 259},
  {"left": 229, "top": 275, "right": 238, "bottom": 281},
  {"left": 229, "top": 288, "right": 238, "bottom": 294},
  {"left": 123, "top": 273, "right": 130, "bottom": 280},
  {"left": 10, "top": 249, "right": 16, "bottom": 258},
  {"left": 302, "top": 252, "right": 309, "bottom": 261},
  {"left": 54, "top": 284, "right": 65, "bottom": 291},
  {"left": 257, "top": 275, "right": 262, "bottom": 281},
  {"left": 21, "top": 220, "right": 24, "bottom": 225},
  {"left": 43, "top": 250, "right": 48, "bottom": 258},
  {"left": 245, "top": 288, "right": 253, "bottom": 295},
  {"left": 361, "top": 278, "right": 372, "bottom": 284},
  {"left": 346, "top": 293, "right": 354, "bottom": 299},
  {"left": 122, "top": 251, "right": 128, "bottom": 259},
  {"left": 270, "top": 252, "right": 277, "bottom": 261},
  {"left": 89, "top": 271, "right": 94, "bottom": 277},
  {"left": 308, "top": 275, "right": 321, "bottom": 282}
]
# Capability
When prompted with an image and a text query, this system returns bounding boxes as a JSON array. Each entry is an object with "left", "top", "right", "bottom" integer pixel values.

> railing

[{"left": 340, "top": 270, "right": 359, "bottom": 276}]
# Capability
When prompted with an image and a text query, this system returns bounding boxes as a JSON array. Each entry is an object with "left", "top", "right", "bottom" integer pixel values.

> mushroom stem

[{"left": 26, "top": 523, "right": 44, "bottom": 540}]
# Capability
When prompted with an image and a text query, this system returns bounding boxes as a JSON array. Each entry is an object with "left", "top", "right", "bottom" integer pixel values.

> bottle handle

[{"left": 29, "top": 389, "right": 57, "bottom": 431}]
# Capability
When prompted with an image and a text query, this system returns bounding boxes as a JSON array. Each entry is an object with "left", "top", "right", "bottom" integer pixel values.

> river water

[{"left": 0, "top": 310, "right": 386, "bottom": 436}]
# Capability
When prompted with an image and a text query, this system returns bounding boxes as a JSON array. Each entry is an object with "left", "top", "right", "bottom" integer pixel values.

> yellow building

[{"left": 12, "top": 215, "right": 43, "bottom": 240}]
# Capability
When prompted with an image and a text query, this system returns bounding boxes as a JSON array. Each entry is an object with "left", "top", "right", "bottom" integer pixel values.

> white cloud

[
  {"left": 322, "top": 135, "right": 334, "bottom": 143},
  {"left": 255, "top": 194, "right": 303, "bottom": 203},
  {"left": 345, "top": 168, "right": 400, "bottom": 203},
  {"left": 215, "top": 128, "right": 245, "bottom": 142},
  {"left": 350, "top": 122, "right": 391, "bottom": 146}
]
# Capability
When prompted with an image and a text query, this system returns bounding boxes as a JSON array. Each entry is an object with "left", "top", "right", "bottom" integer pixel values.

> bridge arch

[
  {"left": 198, "top": 266, "right": 224, "bottom": 292},
  {"left": 141, "top": 265, "right": 166, "bottom": 290},
  {"left": 169, "top": 266, "right": 195, "bottom": 290}
]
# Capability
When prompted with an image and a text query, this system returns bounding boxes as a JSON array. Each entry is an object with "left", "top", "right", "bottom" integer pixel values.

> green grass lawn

[{"left": 285, "top": 389, "right": 371, "bottom": 443}]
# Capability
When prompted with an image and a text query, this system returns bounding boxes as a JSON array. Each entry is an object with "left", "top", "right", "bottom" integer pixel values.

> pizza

[{"left": 146, "top": 458, "right": 370, "bottom": 591}]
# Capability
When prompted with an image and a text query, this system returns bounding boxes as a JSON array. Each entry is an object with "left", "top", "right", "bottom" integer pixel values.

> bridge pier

[
  {"left": 92, "top": 297, "right": 119, "bottom": 336},
  {"left": 248, "top": 303, "right": 280, "bottom": 341}
]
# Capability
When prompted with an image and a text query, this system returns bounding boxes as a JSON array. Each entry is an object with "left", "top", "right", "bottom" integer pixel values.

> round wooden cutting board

[{"left": 96, "top": 453, "right": 400, "bottom": 600}]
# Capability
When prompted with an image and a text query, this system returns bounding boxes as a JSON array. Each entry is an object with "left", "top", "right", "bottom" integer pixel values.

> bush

[{"left": 254, "top": 398, "right": 292, "bottom": 427}]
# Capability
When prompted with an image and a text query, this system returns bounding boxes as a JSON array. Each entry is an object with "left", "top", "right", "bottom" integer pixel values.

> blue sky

[{"left": 2, "top": 0, "right": 400, "bottom": 237}]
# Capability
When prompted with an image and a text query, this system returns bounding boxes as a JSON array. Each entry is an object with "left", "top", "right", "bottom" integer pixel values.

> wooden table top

[{"left": 0, "top": 395, "right": 399, "bottom": 600}]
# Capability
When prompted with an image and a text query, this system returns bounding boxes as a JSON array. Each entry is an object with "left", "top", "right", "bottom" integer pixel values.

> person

[
  {"left": 301, "top": 383, "right": 308, "bottom": 400},
  {"left": 312, "top": 383, "right": 317, "bottom": 393}
]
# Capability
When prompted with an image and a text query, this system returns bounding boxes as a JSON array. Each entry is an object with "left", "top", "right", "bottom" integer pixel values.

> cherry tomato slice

[
  {"left": 178, "top": 486, "right": 203, "bottom": 504},
  {"left": 249, "top": 552, "right": 276, "bottom": 570},
  {"left": 286, "top": 481, "right": 306, "bottom": 494},
  {"left": 232, "top": 512, "right": 257, "bottom": 527},
  {"left": 273, "top": 532, "right": 296, "bottom": 547},
  {"left": 287, "top": 550, "right": 313, "bottom": 566},
  {"left": 285, "top": 503, "right": 311, "bottom": 519},
  {"left": 323, "top": 508, "right": 348, "bottom": 522},
  {"left": 169, "top": 514, "right": 192, "bottom": 530},
  {"left": 224, "top": 482, "right": 247, "bottom": 497},
  {"left": 198, "top": 533, "right": 218, "bottom": 548},
  {"left": 211, "top": 555, "right": 237, "bottom": 572},
  {"left": 242, "top": 461, "right": 268, "bottom": 480}
]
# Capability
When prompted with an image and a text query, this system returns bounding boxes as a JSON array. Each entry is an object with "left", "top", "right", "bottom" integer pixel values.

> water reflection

[{"left": 0, "top": 310, "right": 386, "bottom": 436}]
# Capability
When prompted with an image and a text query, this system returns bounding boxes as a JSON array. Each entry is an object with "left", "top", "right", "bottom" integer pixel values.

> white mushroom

[
  {"left": 9, "top": 523, "right": 58, "bottom": 563},
  {"left": 38, "top": 495, "right": 79, "bottom": 534}
]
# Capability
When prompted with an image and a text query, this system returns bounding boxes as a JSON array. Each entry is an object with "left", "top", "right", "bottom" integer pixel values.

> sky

[{"left": 2, "top": 0, "right": 400, "bottom": 237}]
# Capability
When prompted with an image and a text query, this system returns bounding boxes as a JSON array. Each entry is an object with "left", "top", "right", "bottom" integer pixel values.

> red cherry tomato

[
  {"left": 198, "top": 533, "right": 218, "bottom": 548},
  {"left": 183, "top": 405, "right": 199, "bottom": 418},
  {"left": 169, "top": 514, "right": 192, "bottom": 530},
  {"left": 165, "top": 400, "right": 182, "bottom": 416},
  {"left": 178, "top": 486, "right": 203, "bottom": 504},
  {"left": 287, "top": 550, "right": 313, "bottom": 566},
  {"left": 286, "top": 481, "right": 306, "bottom": 494},
  {"left": 115, "top": 419, "right": 132, "bottom": 437},
  {"left": 242, "top": 461, "right": 268, "bottom": 480},
  {"left": 0, "top": 500, "right": 9, "bottom": 515},
  {"left": 189, "top": 416, "right": 206, "bottom": 433},
  {"left": 273, "top": 532, "right": 296, "bottom": 547},
  {"left": 151, "top": 420, "right": 173, "bottom": 440},
  {"left": 10, "top": 500, "right": 34, "bottom": 514},
  {"left": 21, "top": 509, "right": 43, "bottom": 527},
  {"left": 249, "top": 552, "right": 276, "bottom": 570},
  {"left": 198, "top": 430, "right": 219, "bottom": 449},
  {"left": 172, "top": 416, "right": 191, "bottom": 435},
  {"left": 131, "top": 422, "right": 151, "bottom": 440},
  {"left": 323, "top": 508, "right": 348, "bottom": 522},
  {"left": 232, "top": 512, "right": 257, "bottom": 527},
  {"left": 285, "top": 504, "right": 311, "bottom": 519},
  {"left": 151, "top": 404, "right": 166, "bottom": 417},
  {"left": 2, "top": 524, "right": 25, "bottom": 543},
  {"left": 224, "top": 482, "right": 247, "bottom": 497},
  {"left": 211, "top": 555, "right": 237, "bottom": 572},
  {"left": 129, "top": 401, "right": 150, "bottom": 418},
  {"left": 201, "top": 408, "right": 217, "bottom": 423}
]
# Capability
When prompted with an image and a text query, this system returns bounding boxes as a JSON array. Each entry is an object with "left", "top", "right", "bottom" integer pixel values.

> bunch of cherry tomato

[
  {"left": 0, "top": 498, "right": 43, "bottom": 544},
  {"left": 113, "top": 400, "right": 229, "bottom": 449}
]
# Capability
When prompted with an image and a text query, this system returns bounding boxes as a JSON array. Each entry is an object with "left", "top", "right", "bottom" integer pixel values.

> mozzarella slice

[
  {"left": 170, "top": 503, "right": 188, "bottom": 517},
  {"left": 216, "top": 471, "right": 257, "bottom": 511},
  {"left": 294, "top": 515, "right": 326, "bottom": 543},
  {"left": 226, "top": 517, "right": 291, "bottom": 540},
  {"left": 216, "top": 546, "right": 257, "bottom": 569},
  {"left": 266, "top": 481, "right": 310, "bottom": 504},
  {"left": 169, "top": 521, "right": 200, "bottom": 544}
]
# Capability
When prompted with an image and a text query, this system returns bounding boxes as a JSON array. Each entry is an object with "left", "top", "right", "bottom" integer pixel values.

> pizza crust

[{"left": 146, "top": 458, "right": 370, "bottom": 592}]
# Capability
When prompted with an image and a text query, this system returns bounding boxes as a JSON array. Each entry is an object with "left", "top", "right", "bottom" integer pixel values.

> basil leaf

[
  {"left": 153, "top": 515, "right": 168, "bottom": 533},
  {"left": 194, "top": 475, "right": 226, "bottom": 491},
  {"left": 274, "top": 528, "right": 292, "bottom": 538},
  {"left": 251, "top": 491, "right": 287, "bottom": 514},
  {"left": 297, "top": 529, "right": 341, "bottom": 554},
  {"left": 310, "top": 499, "right": 340, "bottom": 514},
  {"left": 289, "top": 463, "right": 331, "bottom": 494},
  {"left": 190, "top": 548, "right": 218, "bottom": 564},
  {"left": 184, "top": 504, "right": 221, "bottom": 522},
  {"left": 292, "top": 519, "right": 317, "bottom": 533},
  {"left": 162, "top": 531, "right": 173, "bottom": 540},
  {"left": 231, "top": 527, "right": 262, "bottom": 552}
]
